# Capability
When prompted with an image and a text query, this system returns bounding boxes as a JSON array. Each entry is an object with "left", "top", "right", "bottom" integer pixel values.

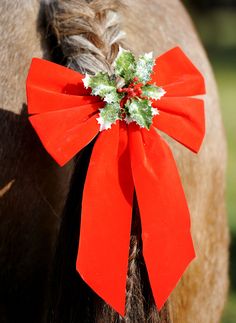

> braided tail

[{"left": 45, "top": 0, "right": 125, "bottom": 74}]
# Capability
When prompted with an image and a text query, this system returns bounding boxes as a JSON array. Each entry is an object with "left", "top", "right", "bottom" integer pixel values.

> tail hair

[{"left": 45, "top": 0, "right": 125, "bottom": 74}]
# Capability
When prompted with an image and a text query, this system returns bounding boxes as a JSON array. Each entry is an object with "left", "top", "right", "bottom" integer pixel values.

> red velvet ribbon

[{"left": 26, "top": 47, "right": 205, "bottom": 316}]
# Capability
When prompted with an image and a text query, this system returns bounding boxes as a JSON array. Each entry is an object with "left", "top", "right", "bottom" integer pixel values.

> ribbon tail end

[
  {"left": 153, "top": 247, "right": 196, "bottom": 312},
  {"left": 77, "top": 262, "right": 126, "bottom": 318}
]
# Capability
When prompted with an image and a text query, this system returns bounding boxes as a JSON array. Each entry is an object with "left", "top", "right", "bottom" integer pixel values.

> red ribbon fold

[{"left": 26, "top": 47, "right": 205, "bottom": 316}]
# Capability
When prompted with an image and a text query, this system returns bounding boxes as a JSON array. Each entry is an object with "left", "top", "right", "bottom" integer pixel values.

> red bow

[{"left": 26, "top": 47, "right": 205, "bottom": 315}]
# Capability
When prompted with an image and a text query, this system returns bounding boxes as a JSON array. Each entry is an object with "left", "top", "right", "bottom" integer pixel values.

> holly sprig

[{"left": 83, "top": 48, "right": 166, "bottom": 131}]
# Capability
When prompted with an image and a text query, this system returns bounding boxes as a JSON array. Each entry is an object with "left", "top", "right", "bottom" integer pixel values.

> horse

[{"left": 0, "top": 0, "right": 229, "bottom": 322}]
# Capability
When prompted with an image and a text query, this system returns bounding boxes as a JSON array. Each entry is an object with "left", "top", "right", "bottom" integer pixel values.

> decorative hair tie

[{"left": 26, "top": 47, "right": 205, "bottom": 316}]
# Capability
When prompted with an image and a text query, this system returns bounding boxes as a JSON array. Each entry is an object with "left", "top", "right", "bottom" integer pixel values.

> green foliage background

[{"left": 183, "top": 1, "right": 236, "bottom": 321}]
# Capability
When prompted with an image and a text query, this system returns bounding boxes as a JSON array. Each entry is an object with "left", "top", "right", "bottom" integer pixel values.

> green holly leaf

[
  {"left": 97, "top": 103, "right": 121, "bottom": 131},
  {"left": 114, "top": 48, "right": 136, "bottom": 83},
  {"left": 136, "top": 52, "right": 155, "bottom": 83},
  {"left": 83, "top": 72, "right": 119, "bottom": 103},
  {"left": 141, "top": 84, "right": 166, "bottom": 100},
  {"left": 126, "top": 99, "right": 155, "bottom": 129}
]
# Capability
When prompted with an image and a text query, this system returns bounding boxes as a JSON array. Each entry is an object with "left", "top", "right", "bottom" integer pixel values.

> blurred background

[{"left": 183, "top": 0, "right": 236, "bottom": 322}]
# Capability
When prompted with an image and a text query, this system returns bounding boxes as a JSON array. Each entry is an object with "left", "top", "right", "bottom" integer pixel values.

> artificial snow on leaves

[
  {"left": 114, "top": 48, "right": 136, "bottom": 83},
  {"left": 141, "top": 84, "right": 166, "bottom": 100},
  {"left": 96, "top": 103, "right": 121, "bottom": 131},
  {"left": 126, "top": 99, "right": 155, "bottom": 129},
  {"left": 83, "top": 72, "right": 120, "bottom": 104},
  {"left": 136, "top": 53, "right": 155, "bottom": 83}
]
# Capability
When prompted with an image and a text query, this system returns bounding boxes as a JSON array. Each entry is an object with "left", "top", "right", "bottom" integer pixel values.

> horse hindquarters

[{"left": 0, "top": 0, "right": 228, "bottom": 322}]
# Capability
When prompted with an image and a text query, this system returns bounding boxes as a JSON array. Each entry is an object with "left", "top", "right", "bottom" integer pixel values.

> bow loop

[
  {"left": 29, "top": 103, "right": 103, "bottom": 166},
  {"left": 27, "top": 58, "right": 101, "bottom": 114},
  {"left": 151, "top": 47, "right": 205, "bottom": 96},
  {"left": 152, "top": 97, "right": 205, "bottom": 152}
]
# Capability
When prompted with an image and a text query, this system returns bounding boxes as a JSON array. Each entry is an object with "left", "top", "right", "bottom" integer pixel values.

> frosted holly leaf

[
  {"left": 151, "top": 107, "right": 159, "bottom": 116},
  {"left": 114, "top": 48, "right": 136, "bottom": 83},
  {"left": 96, "top": 103, "right": 121, "bottom": 131},
  {"left": 104, "top": 91, "right": 121, "bottom": 104},
  {"left": 141, "top": 84, "right": 166, "bottom": 100},
  {"left": 126, "top": 99, "right": 155, "bottom": 129},
  {"left": 82, "top": 73, "right": 91, "bottom": 89},
  {"left": 136, "top": 52, "right": 155, "bottom": 83},
  {"left": 82, "top": 72, "right": 119, "bottom": 103}
]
